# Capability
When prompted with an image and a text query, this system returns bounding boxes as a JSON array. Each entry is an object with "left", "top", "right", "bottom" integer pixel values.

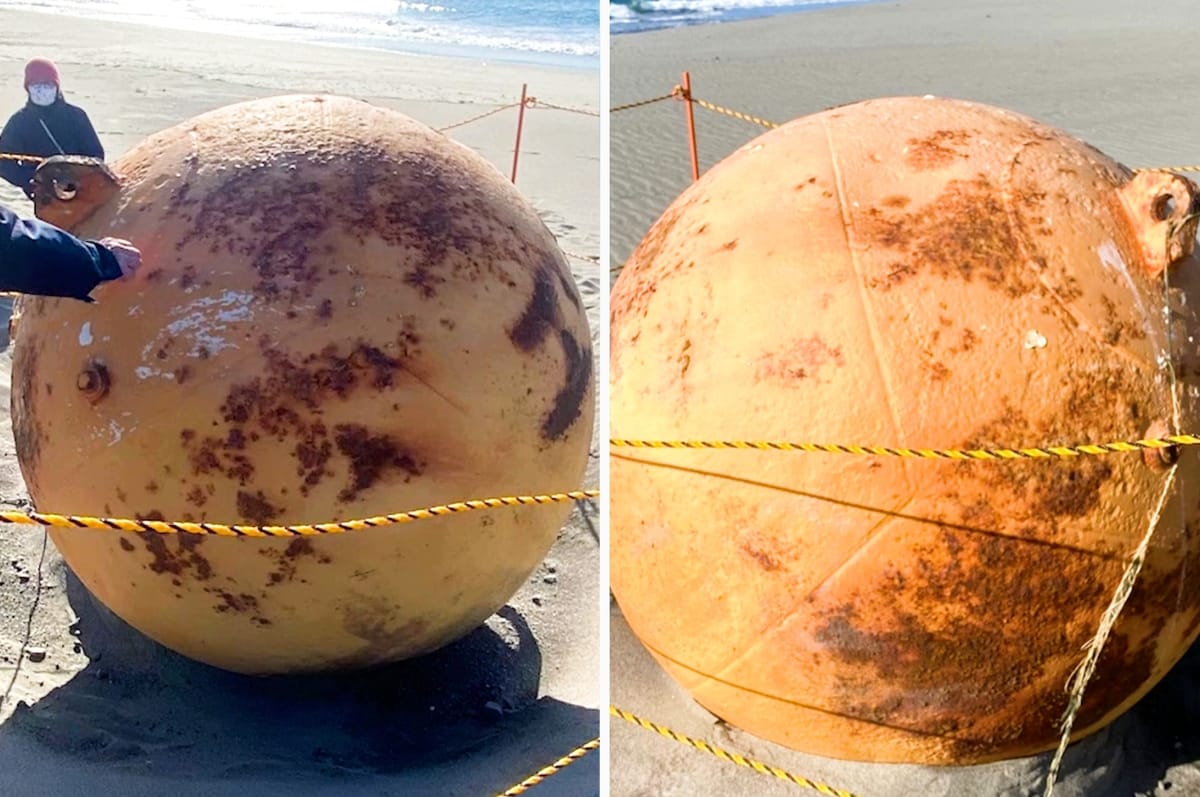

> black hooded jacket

[{"left": 0, "top": 96, "right": 104, "bottom": 196}]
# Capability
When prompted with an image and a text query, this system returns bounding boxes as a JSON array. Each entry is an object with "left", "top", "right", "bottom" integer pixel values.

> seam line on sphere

[
  {"left": 705, "top": 493, "right": 917, "bottom": 688},
  {"left": 640, "top": 636, "right": 993, "bottom": 744},
  {"left": 819, "top": 113, "right": 915, "bottom": 502},
  {"left": 609, "top": 451, "right": 1135, "bottom": 563}
]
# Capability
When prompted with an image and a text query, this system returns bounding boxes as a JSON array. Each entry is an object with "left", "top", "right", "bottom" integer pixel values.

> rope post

[
  {"left": 680, "top": 71, "right": 700, "bottom": 182},
  {"left": 511, "top": 83, "right": 528, "bottom": 183}
]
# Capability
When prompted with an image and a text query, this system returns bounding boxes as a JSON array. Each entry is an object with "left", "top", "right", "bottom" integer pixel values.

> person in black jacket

[
  {"left": 1, "top": 205, "right": 139, "bottom": 301},
  {"left": 0, "top": 58, "right": 104, "bottom": 199}
]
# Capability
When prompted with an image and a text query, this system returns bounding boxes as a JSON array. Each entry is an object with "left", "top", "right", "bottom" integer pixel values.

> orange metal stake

[
  {"left": 681, "top": 71, "right": 700, "bottom": 182},
  {"left": 512, "top": 83, "right": 528, "bottom": 183}
]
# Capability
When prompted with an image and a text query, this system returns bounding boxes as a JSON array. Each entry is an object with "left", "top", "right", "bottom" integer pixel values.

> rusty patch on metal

[
  {"left": 182, "top": 338, "right": 418, "bottom": 496},
  {"left": 139, "top": 513, "right": 214, "bottom": 581},
  {"left": 858, "top": 176, "right": 1036, "bottom": 297},
  {"left": 236, "top": 489, "right": 281, "bottom": 526},
  {"left": 262, "top": 536, "right": 332, "bottom": 586},
  {"left": 905, "top": 130, "right": 972, "bottom": 170},
  {"left": 756, "top": 335, "right": 846, "bottom": 383},
  {"left": 12, "top": 335, "right": 43, "bottom": 489},
  {"left": 542, "top": 330, "right": 591, "bottom": 442},
  {"left": 509, "top": 269, "right": 558, "bottom": 352},
  {"left": 334, "top": 423, "right": 423, "bottom": 502},
  {"left": 815, "top": 527, "right": 1115, "bottom": 751}
]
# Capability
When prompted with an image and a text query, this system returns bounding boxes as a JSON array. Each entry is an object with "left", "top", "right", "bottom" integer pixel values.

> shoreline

[
  {"left": 0, "top": 5, "right": 599, "bottom": 73},
  {"left": 610, "top": 0, "right": 880, "bottom": 36}
]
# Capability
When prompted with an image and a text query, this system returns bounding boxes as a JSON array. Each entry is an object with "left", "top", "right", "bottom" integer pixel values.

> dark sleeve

[
  {"left": 72, "top": 107, "right": 104, "bottom": 160},
  {"left": 0, "top": 113, "right": 36, "bottom": 191},
  {"left": 0, "top": 206, "right": 122, "bottom": 302}
]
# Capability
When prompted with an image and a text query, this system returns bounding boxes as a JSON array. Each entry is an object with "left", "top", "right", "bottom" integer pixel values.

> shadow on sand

[{"left": 0, "top": 569, "right": 598, "bottom": 795}]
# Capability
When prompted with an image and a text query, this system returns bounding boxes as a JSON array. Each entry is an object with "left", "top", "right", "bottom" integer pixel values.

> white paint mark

[
  {"left": 1024, "top": 330, "right": 1048, "bottom": 349},
  {"left": 140, "top": 290, "right": 254, "bottom": 363},
  {"left": 78, "top": 322, "right": 93, "bottom": 347},
  {"left": 1098, "top": 239, "right": 1159, "bottom": 348}
]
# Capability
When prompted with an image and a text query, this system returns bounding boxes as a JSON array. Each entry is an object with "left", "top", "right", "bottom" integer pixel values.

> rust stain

[
  {"left": 509, "top": 269, "right": 557, "bottom": 352},
  {"left": 236, "top": 489, "right": 281, "bottom": 526},
  {"left": 815, "top": 528, "right": 1113, "bottom": 752},
  {"left": 137, "top": 512, "right": 213, "bottom": 581},
  {"left": 264, "top": 537, "right": 333, "bottom": 586},
  {"left": 741, "top": 542, "right": 782, "bottom": 571},
  {"left": 334, "top": 423, "right": 422, "bottom": 502},
  {"left": 756, "top": 335, "right": 845, "bottom": 383},
  {"left": 183, "top": 338, "right": 417, "bottom": 495},
  {"left": 542, "top": 330, "right": 591, "bottom": 442},
  {"left": 859, "top": 175, "right": 1036, "bottom": 297},
  {"left": 12, "top": 335, "right": 43, "bottom": 489},
  {"left": 905, "top": 129, "right": 972, "bottom": 170},
  {"left": 338, "top": 597, "right": 431, "bottom": 668},
  {"left": 207, "top": 588, "right": 259, "bottom": 615}
]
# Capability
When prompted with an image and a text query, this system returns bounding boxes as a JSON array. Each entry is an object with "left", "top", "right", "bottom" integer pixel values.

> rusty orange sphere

[
  {"left": 610, "top": 96, "right": 1200, "bottom": 764},
  {"left": 12, "top": 95, "right": 594, "bottom": 675}
]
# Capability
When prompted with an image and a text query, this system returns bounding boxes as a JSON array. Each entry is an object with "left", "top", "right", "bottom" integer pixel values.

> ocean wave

[
  {"left": 0, "top": 0, "right": 598, "bottom": 61},
  {"left": 610, "top": 0, "right": 865, "bottom": 32}
]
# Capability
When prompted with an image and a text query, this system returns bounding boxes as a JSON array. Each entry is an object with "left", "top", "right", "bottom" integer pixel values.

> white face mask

[{"left": 28, "top": 84, "right": 57, "bottom": 106}]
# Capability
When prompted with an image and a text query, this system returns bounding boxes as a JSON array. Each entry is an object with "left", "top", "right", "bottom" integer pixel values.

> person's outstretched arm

[{"left": 0, "top": 206, "right": 138, "bottom": 301}]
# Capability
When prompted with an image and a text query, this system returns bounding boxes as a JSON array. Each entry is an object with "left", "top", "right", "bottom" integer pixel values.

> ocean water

[
  {"left": 0, "top": 0, "right": 599, "bottom": 68},
  {"left": 610, "top": 0, "right": 873, "bottom": 34}
]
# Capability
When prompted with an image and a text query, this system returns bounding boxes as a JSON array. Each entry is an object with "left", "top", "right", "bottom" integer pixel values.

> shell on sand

[
  {"left": 609, "top": 96, "right": 1200, "bottom": 764},
  {"left": 11, "top": 94, "right": 594, "bottom": 675}
]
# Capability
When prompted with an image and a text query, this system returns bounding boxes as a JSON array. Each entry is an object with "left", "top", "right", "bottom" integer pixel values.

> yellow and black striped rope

[
  {"left": 610, "top": 706, "right": 859, "bottom": 797},
  {"left": 1135, "top": 164, "right": 1200, "bottom": 173},
  {"left": 610, "top": 435, "right": 1200, "bottom": 460},
  {"left": 495, "top": 738, "right": 600, "bottom": 796},
  {"left": 691, "top": 97, "right": 779, "bottom": 129},
  {"left": 0, "top": 490, "right": 599, "bottom": 538}
]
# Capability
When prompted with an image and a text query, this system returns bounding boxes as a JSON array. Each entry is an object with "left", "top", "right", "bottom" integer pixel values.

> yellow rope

[
  {"left": 1134, "top": 164, "right": 1200, "bottom": 173},
  {"left": 0, "top": 152, "right": 45, "bottom": 163},
  {"left": 690, "top": 97, "right": 779, "bottom": 129},
  {"left": 609, "top": 435, "right": 1200, "bottom": 460},
  {"left": 0, "top": 490, "right": 599, "bottom": 538},
  {"left": 495, "top": 738, "right": 600, "bottom": 796},
  {"left": 610, "top": 706, "right": 860, "bottom": 797},
  {"left": 528, "top": 99, "right": 599, "bottom": 118},
  {"left": 610, "top": 89, "right": 683, "bottom": 113},
  {"left": 436, "top": 102, "right": 521, "bottom": 133},
  {"left": 563, "top": 250, "right": 600, "bottom": 264}
]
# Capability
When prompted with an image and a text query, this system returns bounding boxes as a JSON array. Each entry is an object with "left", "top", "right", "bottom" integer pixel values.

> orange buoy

[
  {"left": 610, "top": 96, "right": 1200, "bottom": 764},
  {"left": 12, "top": 95, "right": 593, "bottom": 675}
]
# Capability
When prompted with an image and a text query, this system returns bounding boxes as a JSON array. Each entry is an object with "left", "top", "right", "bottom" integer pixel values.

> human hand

[{"left": 98, "top": 237, "right": 141, "bottom": 278}]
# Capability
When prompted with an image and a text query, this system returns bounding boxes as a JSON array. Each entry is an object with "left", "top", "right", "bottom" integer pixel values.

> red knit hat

[{"left": 24, "top": 58, "right": 60, "bottom": 89}]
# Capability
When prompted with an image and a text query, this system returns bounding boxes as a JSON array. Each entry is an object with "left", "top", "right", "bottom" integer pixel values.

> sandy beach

[
  {"left": 610, "top": 0, "right": 1200, "bottom": 795},
  {"left": 0, "top": 8, "right": 599, "bottom": 797}
]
